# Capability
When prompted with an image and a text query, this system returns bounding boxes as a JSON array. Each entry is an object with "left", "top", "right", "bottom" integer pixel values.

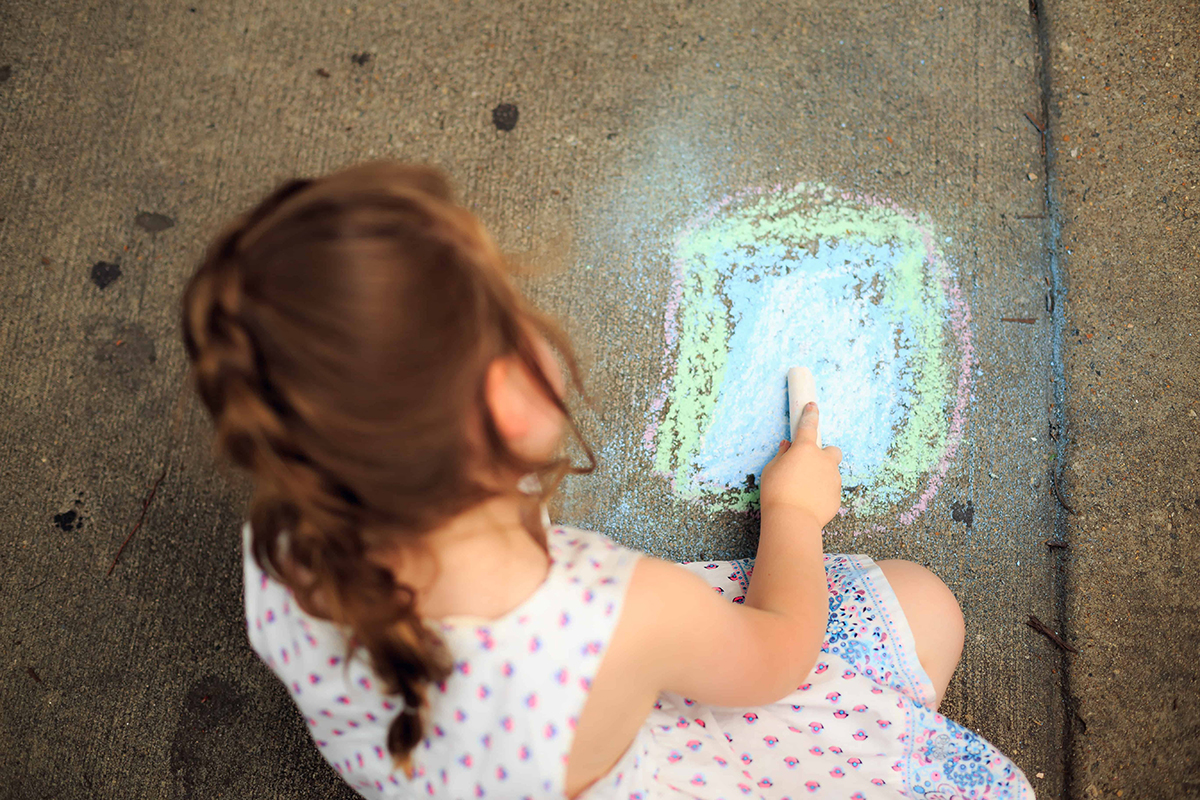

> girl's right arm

[
  {"left": 630, "top": 402, "right": 843, "bottom": 706},
  {"left": 566, "top": 405, "right": 841, "bottom": 793}
]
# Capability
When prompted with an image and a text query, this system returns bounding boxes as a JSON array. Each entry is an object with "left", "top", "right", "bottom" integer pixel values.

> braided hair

[{"left": 180, "top": 162, "right": 596, "bottom": 770}]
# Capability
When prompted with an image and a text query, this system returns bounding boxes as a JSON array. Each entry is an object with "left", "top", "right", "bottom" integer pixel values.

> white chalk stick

[{"left": 787, "top": 366, "right": 821, "bottom": 448}]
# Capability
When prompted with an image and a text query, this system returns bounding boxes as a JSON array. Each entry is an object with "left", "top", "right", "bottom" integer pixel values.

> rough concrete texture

[
  {"left": 1043, "top": 0, "right": 1200, "bottom": 796},
  {"left": 0, "top": 0, "right": 1193, "bottom": 798}
]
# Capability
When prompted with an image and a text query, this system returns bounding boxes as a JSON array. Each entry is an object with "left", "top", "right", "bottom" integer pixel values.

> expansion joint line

[{"left": 1031, "top": 0, "right": 1078, "bottom": 794}]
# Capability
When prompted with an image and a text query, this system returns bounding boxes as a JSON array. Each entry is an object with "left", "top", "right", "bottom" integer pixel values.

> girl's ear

[{"left": 485, "top": 356, "right": 530, "bottom": 445}]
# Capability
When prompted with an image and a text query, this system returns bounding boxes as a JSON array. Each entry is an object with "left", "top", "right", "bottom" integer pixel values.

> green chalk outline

[{"left": 654, "top": 186, "right": 953, "bottom": 516}]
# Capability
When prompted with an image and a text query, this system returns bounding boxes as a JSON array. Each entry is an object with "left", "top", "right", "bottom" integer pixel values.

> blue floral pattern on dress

[
  {"left": 905, "top": 710, "right": 1032, "bottom": 798},
  {"left": 822, "top": 554, "right": 930, "bottom": 705}
]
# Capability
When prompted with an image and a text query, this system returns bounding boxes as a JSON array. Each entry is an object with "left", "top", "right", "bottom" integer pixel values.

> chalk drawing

[{"left": 645, "top": 183, "right": 973, "bottom": 529}]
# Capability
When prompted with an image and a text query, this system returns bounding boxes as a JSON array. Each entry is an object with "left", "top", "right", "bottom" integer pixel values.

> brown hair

[{"left": 180, "top": 161, "right": 596, "bottom": 769}]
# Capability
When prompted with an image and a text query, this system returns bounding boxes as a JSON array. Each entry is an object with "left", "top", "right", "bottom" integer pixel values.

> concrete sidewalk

[
  {"left": 0, "top": 0, "right": 1194, "bottom": 797},
  {"left": 1043, "top": 0, "right": 1200, "bottom": 795}
]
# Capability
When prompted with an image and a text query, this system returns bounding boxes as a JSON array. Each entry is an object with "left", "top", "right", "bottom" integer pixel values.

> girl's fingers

[
  {"left": 794, "top": 402, "right": 819, "bottom": 445},
  {"left": 824, "top": 445, "right": 843, "bottom": 465}
]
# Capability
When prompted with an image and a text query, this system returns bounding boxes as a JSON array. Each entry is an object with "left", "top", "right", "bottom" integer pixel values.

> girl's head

[{"left": 181, "top": 161, "right": 595, "bottom": 767}]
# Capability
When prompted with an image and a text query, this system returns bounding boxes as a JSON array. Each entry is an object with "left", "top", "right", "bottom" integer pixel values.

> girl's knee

[
  {"left": 878, "top": 560, "right": 964, "bottom": 634},
  {"left": 876, "top": 559, "right": 965, "bottom": 707}
]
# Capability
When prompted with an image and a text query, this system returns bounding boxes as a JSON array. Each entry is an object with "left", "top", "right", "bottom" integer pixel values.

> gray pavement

[
  {"left": 1044, "top": 0, "right": 1200, "bottom": 796},
  {"left": 0, "top": 1, "right": 1194, "bottom": 798}
]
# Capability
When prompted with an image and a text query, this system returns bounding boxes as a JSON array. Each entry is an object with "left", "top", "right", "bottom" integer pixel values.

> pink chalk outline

[{"left": 643, "top": 183, "right": 974, "bottom": 532}]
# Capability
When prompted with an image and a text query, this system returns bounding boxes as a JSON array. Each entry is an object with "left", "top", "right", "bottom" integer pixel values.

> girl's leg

[{"left": 876, "top": 560, "right": 965, "bottom": 710}]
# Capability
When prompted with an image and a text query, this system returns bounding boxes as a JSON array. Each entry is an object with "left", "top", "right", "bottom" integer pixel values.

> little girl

[{"left": 181, "top": 161, "right": 1034, "bottom": 799}]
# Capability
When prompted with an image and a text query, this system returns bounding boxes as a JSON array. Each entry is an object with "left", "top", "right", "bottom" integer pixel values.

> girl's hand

[{"left": 759, "top": 402, "right": 843, "bottom": 528}]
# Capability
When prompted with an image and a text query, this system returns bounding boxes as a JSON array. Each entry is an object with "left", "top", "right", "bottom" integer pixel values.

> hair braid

[{"left": 181, "top": 163, "right": 596, "bottom": 774}]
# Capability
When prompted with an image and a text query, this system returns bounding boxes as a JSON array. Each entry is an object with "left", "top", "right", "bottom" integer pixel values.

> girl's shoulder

[
  {"left": 545, "top": 523, "right": 641, "bottom": 565},
  {"left": 544, "top": 524, "right": 645, "bottom": 602},
  {"left": 239, "top": 522, "right": 645, "bottom": 632},
  {"left": 430, "top": 524, "right": 643, "bottom": 634}
]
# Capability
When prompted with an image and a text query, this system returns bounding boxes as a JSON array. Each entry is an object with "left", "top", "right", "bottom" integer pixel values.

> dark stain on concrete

[
  {"left": 135, "top": 212, "right": 176, "bottom": 233},
  {"left": 169, "top": 674, "right": 247, "bottom": 799},
  {"left": 90, "top": 261, "right": 122, "bottom": 289},
  {"left": 951, "top": 500, "right": 975, "bottom": 527},
  {"left": 53, "top": 509, "right": 79, "bottom": 531},
  {"left": 492, "top": 102, "right": 519, "bottom": 131},
  {"left": 0, "top": 65, "right": 11, "bottom": 83},
  {"left": 350, "top": 52, "right": 372, "bottom": 66},
  {"left": 54, "top": 495, "right": 86, "bottom": 532}
]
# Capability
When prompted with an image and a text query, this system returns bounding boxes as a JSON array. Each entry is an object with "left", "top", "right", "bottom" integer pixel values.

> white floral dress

[{"left": 243, "top": 524, "right": 1035, "bottom": 799}]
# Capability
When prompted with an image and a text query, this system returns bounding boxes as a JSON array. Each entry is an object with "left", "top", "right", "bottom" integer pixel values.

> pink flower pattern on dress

[{"left": 244, "top": 524, "right": 1034, "bottom": 800}]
